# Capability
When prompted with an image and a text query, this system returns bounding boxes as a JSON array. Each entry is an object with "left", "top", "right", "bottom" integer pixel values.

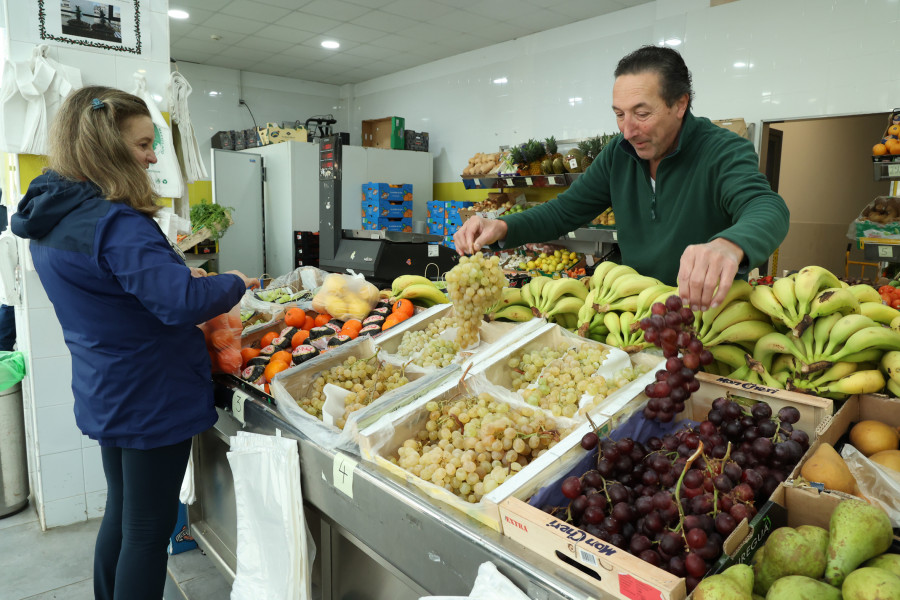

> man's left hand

[{"left": 678, "top": 238, "right": 744, "bottom": 312}]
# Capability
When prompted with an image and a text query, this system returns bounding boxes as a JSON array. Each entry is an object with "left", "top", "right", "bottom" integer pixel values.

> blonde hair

[{"left": 48, "top": 86, "right": 160, "bottom": 215}]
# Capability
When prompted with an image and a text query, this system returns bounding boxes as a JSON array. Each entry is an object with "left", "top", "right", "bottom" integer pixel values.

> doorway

[{"left": 758, "top": 112, "right": 891, "bottom": 279}]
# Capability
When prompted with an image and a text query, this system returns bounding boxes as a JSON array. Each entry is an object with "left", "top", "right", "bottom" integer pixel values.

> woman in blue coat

[{"left": 12, "top": 86, "right": 256, "bottom": 600}]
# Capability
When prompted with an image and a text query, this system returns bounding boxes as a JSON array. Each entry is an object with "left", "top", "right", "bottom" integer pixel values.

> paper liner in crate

[
  {"left": 358, "top": 370, "right": 589, "bottom": 531},
  {"left": 269, "top": 336, "right": 458, "bottom": 453},
  {"left": 375, "top": 303, "right": 543, "bottom": 374},
  {"left": 469, "top": 322, "right": 663, "bottom": 420}
]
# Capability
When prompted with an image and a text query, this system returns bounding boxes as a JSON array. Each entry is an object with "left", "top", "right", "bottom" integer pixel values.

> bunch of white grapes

[
  {"left": 507, "top": 347, "right": 565, "bottom": 390},
  {"left": 390, "top": 392, "right": 568, "bottom": 503},
  {"left": 297, "top": 355, "right": 409, "bottom": 428},
  {"left": 445, "top": 253, "right": 506, "bottom": 349},
  {"left": 396, "top": 316, "right": 456, "bottom": 357},
  {"left": 413, "top": 338, "right": 460, "bottom": 369}
]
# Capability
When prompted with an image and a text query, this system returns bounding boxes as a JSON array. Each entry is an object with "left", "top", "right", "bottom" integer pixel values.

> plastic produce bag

[
  {"left": 841, "top": 444, "right": 900, "bottom": 527},
  {"left": 311, "top": 272, "right": 379, "bottom": 321},
  {"left": 419, "top": 561, "right": 531, "bottom": 600},
  {"left": 0, "top": 351, "right": 25, "bottom": 392},
  {"left": 228, "top": 431, "right": 314, "bottom": 600},
  {"left": 199, "top": 303, "right": 242, "bottom": 375},
  {"left": 132, "top": 73, "right": 184, "bottom": 198}
]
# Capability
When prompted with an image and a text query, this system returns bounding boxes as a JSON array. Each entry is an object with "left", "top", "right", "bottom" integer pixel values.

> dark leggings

[{"left": 94, "top": 439, "right": 192, "bottom": 600}]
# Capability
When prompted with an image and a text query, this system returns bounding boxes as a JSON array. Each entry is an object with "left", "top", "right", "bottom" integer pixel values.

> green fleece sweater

[{"left": 500, "top": 111, "right": 790, "bottom": 285}]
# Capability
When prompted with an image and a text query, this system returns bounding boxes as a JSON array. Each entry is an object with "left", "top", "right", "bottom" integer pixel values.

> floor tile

[
  {"left": 21, "top": 578, "right": 93, "bottom": 600},
  {"left": 0, "top": 502, "right": 38, "bottom": 531}
]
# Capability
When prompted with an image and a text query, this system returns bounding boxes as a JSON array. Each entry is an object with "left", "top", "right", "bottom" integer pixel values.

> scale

[{"left": 316, "top": 135, "right": 458, "bottom": 286}]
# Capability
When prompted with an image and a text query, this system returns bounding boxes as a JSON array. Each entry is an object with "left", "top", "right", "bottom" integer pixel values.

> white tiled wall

[
  {"left": 2, "top": 0, "right": 173, "bottom": 529},
  {"left": 348, "top": 0, "right": 900, "bottom": 184}
]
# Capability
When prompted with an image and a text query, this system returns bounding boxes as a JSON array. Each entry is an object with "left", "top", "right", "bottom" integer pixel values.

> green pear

[
  {"left": 824, "top": 499, "right": 894, "bottom": 587},
  {"left": 765, "top": 575, "right": 842, "bottom": 600},
  {"left": 723, "top": 564, "right": 754, "bottom": 593},
  {"left": 753, "top": 596, "right": 765, "bottom": 600},
  {"left": 863, "top": 553, "right": 900, "bottom": 578},
  {"left": 752, "top": 526, "right": 829, "bottom": 595},
  {"left": 694, "top": 564, "right": 753, "bottom": 600},
  {"left": 842, "top": 566, "right": 900, "bottom": 600}
]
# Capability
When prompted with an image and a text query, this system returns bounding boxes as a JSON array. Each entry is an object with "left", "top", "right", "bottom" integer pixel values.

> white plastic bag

[
  {"left": 419, "top": 561, "right": 532, "bottom": 600},
  {"left": 167, "top": 71, "right": 207, "bottom": 183},
  {"left": 132, "top": 73, "right": 184, "bottom": 198},
  {"left": 228, "top": 431, "right": 314, "bottom": 600},
  {"left": 841, "top": 444, "right": 900, "bottom": 528}
]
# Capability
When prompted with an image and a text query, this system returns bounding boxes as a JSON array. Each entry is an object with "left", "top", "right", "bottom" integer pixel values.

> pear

[
  {"left": 694, "top": 564, "right": 753, "bottom": 600},
  {"left": 842, "top": 566, "right": 900, "bottom": 600},
  {"left": 863, "top": 553, "right": 900, "bottom": 578},
  {"left": 765, "top": 575, "right": 842, "bottom": 600},
  {"left": 752, "top": 526, "right": 828, "bottom": 595},
  {"left": 824, "top": 499, "right": 894, "bottom": 586}
]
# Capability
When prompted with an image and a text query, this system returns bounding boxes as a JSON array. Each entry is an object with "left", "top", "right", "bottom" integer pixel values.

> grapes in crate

[
  {"left": 543, "top": 398, "right": 810, "bottom": 593},
  {"left": 638, "top": 296, "right": 713, "bottom": 422},
  {"left": 390, "top": 393, "right": 572, "bottom": 503},
  {"left": 445, "top": 253, "right": 506, "bottom": 348}
]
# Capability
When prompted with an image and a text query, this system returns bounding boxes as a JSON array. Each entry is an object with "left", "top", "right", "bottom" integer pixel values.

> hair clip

[{"left": 91, "top": 98, "right": 105, "bottom": 111}]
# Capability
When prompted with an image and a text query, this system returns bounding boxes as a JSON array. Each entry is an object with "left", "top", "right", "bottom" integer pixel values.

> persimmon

[
  {"left": 340, "top": 327, "right": 359, "bottom": 339},
  {"left": 271, "top": 350, "right": 292, "bottom": 365},
  {"left": 342, "top": 319, "right": 363, "bottom": 333},
  {"left": 240, "top": 347, "right": 261, "bottom": 366},
  {"left": 260, "top": 331, "right": 278, "bottom": 348},
  {"left": 392, "top": 299, "right": 415, "bottom": 318},
  {"left": 382, "top": 312, "right": 409, "bottom": 330},
  {"left": 291, "top": 330, "right": 309, "bottom": 348},
  {"left": 264, "top": 359, "right": 290, "bottom": 382},
  {"left": 284, "top": 307, "right": 306, "bottom": 328},
  {"left": 314, "top": 313, "right": 332, "bottom": 327}
]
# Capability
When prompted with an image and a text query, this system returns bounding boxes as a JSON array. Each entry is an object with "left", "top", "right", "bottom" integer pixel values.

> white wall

[
  {"left": 346, "top": 0, "right": 900, "bottom": 183},
  {"left": 176, "top": 62, "right": 346, "bottom": 163},
  {"left": 2, "top": 0, "right": 172, "bottom": 529}
]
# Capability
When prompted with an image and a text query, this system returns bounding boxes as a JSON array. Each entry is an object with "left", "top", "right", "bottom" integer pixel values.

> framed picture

[{"left": 38, "top": 0, "right": 142, "bottom": 55}]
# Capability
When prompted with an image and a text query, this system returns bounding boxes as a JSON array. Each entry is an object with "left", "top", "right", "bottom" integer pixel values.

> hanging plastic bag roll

[
  {"left": 167, "top": 71, "right": 208, "bottom": 183},
  {"left": 131, "top": 73, "right": 184, "bottom": 198}
]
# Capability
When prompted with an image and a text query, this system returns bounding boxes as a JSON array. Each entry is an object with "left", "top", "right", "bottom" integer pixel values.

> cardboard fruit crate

[
  {"left": 362, "top": 117, "right": 405, "bottom": 149},
  {"left": 497, "top": 374, "right": 834, "bottom": 600},
  {"left": 358, "top": 372, "right": 608, "bottom": 532}
]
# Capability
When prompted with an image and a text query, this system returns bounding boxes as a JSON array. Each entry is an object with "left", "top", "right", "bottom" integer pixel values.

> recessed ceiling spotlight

[
  {"left": 321, "top": 40, "right": 340, "bottom": 49},
  {"left": 733, "top": 62, "right": 747, "bottom": 68},
  {"left": 492, "top": 77, "right": 508, "bottom": 84},
  {"left": 168, "top": 9, "right": 189, "bottom": 19},
  {"left": 664, "top": 38, "right": 682, "bottom": 46}
]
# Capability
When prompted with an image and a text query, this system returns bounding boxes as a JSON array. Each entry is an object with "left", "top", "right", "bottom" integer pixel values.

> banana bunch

[
  {"left": 602, "top": 310, "right": 656, "bottom": 353},
  {"left": 486, "top": 287, "right": 535, "bottom": 322},
  {"left": 692, "top": 280, "right": 775, "bottom": 348},
  {"left": 749, "top": 266, "right": 853, "bottom": 332},
  {"left": 390, "top": 275, "right": 450, "bottom": 307},
  {"left": 587, "top": 261, "right": 662, "bottom": 313},
  {"left": 521, "top": 275, "right": 588, "bottom": 331},
  {"left": 880, "top": 350, "right": 900, "bottom": 396}
]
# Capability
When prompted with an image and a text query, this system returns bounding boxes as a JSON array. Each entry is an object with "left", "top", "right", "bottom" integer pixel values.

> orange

[
  {"left": 874, "top": 143, "right": 888, "bottom": 156},
  {"left": 889, "top": 125, "right": 900, "bottom": 137},
  {"left": 284, "top": 307, "right": 306, "bottom": 328},
  {"left": 240, "top": 347, "right": 261, "bottom": 366},
  {"left": 340, "top": 327, "right": 359, "bottom": 339},
  {"left": 314, "top": 313, "right": 332, "bottom": 327},
  {"left": 264, "top": 359, "right": 289, "bottom": 382},
  {"left": 271, "top": 350, "right": 292, "bottom": 365},
  {"left": 260, "top": 331, "right": 278, "bottom": 348},
  {"left": 392, "top": 299, "right": 415, "bottom": 318},
  {"left": 302, "top": 315, "right": 315, "bottom": 330},
  {"left": 291, "top": 330, "right": 309, "bottom": 348},
  {"left": 342, "top": 319, "right": 363, "bottom": 333},
  {"left": 382, "top": 312, "right": 409, "bottom": 330},
  {"left": 887, "top": 139, "right": 900, "bottom": 155}
]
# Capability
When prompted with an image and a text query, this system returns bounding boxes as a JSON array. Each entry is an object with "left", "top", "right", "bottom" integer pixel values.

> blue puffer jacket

[{"left": 12, "top": 172, "right": 245, "bottom": 449}]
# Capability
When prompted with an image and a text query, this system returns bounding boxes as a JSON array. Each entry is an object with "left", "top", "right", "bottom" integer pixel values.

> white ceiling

[{"left": 168, "top": 0, "right": 653, "bottom": 85}]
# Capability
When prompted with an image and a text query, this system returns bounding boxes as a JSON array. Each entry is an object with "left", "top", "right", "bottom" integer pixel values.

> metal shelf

[
  {"left": 873, "top": 158, "right": 900, "bottom": 181},
  {"left": 462, "top": 173, "right": 583, "bottom": 189}
]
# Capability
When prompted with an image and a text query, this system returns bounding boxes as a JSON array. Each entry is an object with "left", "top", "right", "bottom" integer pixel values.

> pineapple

[
  {"left": 525, "top": 139, "right": 545, "bottom": 176},
  {"left": 545, "top": 136, "right": 562, "bottom": 162},
  {"left": 509, "top": 145, "right": 527, "bottom": 174},
  {"left": 577, "top": 139, "right": 593, "bottom": 171}
]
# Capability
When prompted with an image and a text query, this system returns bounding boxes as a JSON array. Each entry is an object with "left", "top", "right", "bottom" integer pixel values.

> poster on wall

[{"left": 37, "top": 0, "right": 143, "bottom": 55}]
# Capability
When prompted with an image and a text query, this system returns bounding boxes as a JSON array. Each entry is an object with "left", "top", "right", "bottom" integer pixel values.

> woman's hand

[
  {"left": 189, "top": 267, "right": 207, "bottom": 278},
  {"left": 225, "top": 270, "right": 259, "bottom": 289}
]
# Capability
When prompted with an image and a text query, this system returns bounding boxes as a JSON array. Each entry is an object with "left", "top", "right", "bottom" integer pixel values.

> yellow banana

[
  {"left": 771, "top": 275, "right": 799, "bottom": 322},
  {"left": 822, "top": 314, "right": 878, "bottom": 359},
  {"left": 819, "top": 369, "right": 885, "bottom": 396},
  {"left": 603, "top": 311, "right": 621, "bottom": 339},
  {"left": 492, "top": 304, "right": 535, "bottom": 322},
  {"left": 697, "top": 280, "right": 755, "bottom": 337},
  {"left": 828, "top": 325, "right": 900, "bottom": 362},
  {"left": 595, "top": 264, "right": 637, "bottom": 295},
  {"left": 520, "top": 283, "right": 534, "bottom": 308},
  {"left": 619, "top": 312, "right": 635, "bottom": 345},
  {"left": 596, "top": 274, "right": 662, "bottom": 308},
  {"left": 808, "top": 361, "right": 859, "bottom": 386},
  {"left": 834, "top": 347, "right": 883, "bottom": 364},
  {"left": 707, "top": 344, "right": 751, "bottom": 371},
  {"left": 887, "top": 377, "right": 900, "bottom": 398},
  {"left": 859, "top": 301, "right": 900, "bottom": 326},
  {"left": 634, "top": 284, "right": 676, "bottom": 320},
  {"left": 604, "top": 294, "right": 641, "bottom": 314},
  {"left": 395, "top": 283, "right": 449, "bottom": 306},
  {"left": 391, "top": 275, "right": 436, "bottom": 297},
  {"left": 881, "top": 350, "right": 900, "bottom": 385},
  {"left": 528, "top": 276, "right": 553, "bottom": 307},
  {"left": 793, "top": 265, "right": 842, "bottom": 317},
  {"left": 703, "top": 319, "right": 775, "bottom": 348},
  {"left": 545, "top": 296, "right": 587, "bottom": 319},
  {"left": 848, "top": 284, "right": 882, "bottom": 304},
  {"left": 753, "top": 331, "right": 810, "bottom": 372},
  {"left": 749, "top": 284, "right": 791, "bottom": 327},
  {"left": 812, "top": 312, "right": 844, "bottom": 360},
  {"left": 588, "top": 260, "right": 619, "bottom": 291},
  {"left": 771, "top": 353, "right": 798, "bottom": 376},
  {"left": 891, "top": 314, "right": 900, "bottom": 332},
  {"left": 808, "top": 287, "right": 861, "bottom": 320},
  {"left": 540, "top": 278, "right": 589, "bottom": 312},
  {"left": 576, "top": 289, "right": 599, "bottom": 334},
  {"left": 698, "top": 301, "right": 769, "bottom": 346}
]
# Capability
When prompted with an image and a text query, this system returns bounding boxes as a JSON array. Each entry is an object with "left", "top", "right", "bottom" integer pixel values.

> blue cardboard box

[
  {"left": 427, "top": 201, "right": 446, "bottom": 219},
  {"left": 363, "top": 182, "right": 413, "bottom": 202},
  {"left": 427, "top": 223, "right": 445, "bottom": 235},
  {"left": 447, "top": 200, "right": 475, "bottom": 210},
  {"left": 362, "top": 216, "right": 413, "bottom": 232},
  {"left": 362, "top": 199, "right": 412, "bottom": 219},
  {"left": 167, "top": 502, "right": 197, "bottom": 555}
]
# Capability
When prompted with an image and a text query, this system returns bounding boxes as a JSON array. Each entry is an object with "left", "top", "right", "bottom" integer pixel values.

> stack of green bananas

[
  {"left": 520, "top": 275, "right": 589, "bottom": 331},
  {"left": 390, "top": 275, "right": 450, "bottom": 307},
  {"left": 576, "top": 261, "right": 667, "bottom": 341},
  {"left": 485, "top": 287, "right": 535, "bottom": 322}
]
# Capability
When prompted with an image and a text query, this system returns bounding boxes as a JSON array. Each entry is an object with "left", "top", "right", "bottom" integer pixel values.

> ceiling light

[
  {"left": 493, "top": 77, "right": 508, "bottom": 84},
  {"left": 569, "top": 97, "right": 582, "bottom": 106},
  {"left": 664, "top": 38, "right": 682, "bottom": 46},
  {"left": 209, "top": 91, "right": 220, "bottom": 97},
  {"left": 152, "top": 94, "right": 163, "bottom": 103},
  {"left": 761, "top": 91, "right": 771, "bottom": 96},
  {"left": 168, "top": 9, "right": 189, "bottom": 19},
  {"left": 321, "top": 40, "right": 340, "bottom": 49},
  {"left": 733, "top": 62, "right": 747, "bottom": 68}
]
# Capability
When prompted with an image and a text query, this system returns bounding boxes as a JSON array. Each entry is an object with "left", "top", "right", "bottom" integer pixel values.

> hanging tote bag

[{"left": 132, "top": 74, "right": 184, "bottom": 198}]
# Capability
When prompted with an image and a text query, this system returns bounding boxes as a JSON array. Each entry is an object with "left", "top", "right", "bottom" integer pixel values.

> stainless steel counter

[{"left": 190, "top": 397, "right": 613, "bottom": 600}]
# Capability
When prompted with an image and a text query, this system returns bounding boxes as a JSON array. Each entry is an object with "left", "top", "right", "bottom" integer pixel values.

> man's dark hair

[{"left": 615, "top": 45, "right": 693, "bottom": 111}]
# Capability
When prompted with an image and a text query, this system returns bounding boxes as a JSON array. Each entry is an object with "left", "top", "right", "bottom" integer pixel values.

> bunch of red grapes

[
  {"left": 548, "top": 398, "right": 809, "bottom": 593},
  {"left": 639, "top": 296, "right": 714, "bottom": 422}
]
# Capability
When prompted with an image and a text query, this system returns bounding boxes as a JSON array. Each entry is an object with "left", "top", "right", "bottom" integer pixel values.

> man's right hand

[{"left": 453, "top": 216, "right": 508, "bottom": 255}]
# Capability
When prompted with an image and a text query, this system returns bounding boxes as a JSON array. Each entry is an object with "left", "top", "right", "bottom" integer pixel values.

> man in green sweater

[{"left": 454, "top": 46, "right": 789, "bottom": 313}]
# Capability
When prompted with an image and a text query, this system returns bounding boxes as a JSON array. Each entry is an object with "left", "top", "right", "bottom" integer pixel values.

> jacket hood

[{"left": 11, "top": 171, "right": 102, "bottom": 240}]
